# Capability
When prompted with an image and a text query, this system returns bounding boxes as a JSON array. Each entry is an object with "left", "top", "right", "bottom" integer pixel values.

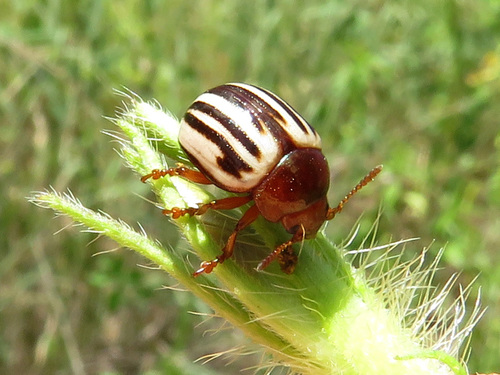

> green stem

[{"left": 30, "top": 97, "right": 475, "bottom": 375}]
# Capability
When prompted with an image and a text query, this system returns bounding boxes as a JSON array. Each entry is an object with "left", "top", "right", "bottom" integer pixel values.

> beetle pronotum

[{"left": 142, "top": 83, "right": 382, "bottom": 276}]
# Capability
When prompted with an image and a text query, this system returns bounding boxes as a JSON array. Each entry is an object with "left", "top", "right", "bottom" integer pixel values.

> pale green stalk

[{"left": 30, "top": 92, "right": 482, "bottom": 375}]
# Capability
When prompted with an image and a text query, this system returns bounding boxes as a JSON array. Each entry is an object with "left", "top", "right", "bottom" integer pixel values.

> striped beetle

[{"left": 142, "top": 83, "right": 382, "bottom": 276}]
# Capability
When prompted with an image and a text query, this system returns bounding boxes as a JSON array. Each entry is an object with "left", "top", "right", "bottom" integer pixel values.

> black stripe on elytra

[
  {"left": 208, "top": 85, "right": 274, "bottom": 133},
  {"left": 223, "top": 84, "right": 303, "bottom": 148},
  {"left": 183, "top": 112, "right": 253, "bottom": 178},
  {"left": 214, "top": 84, "right": 302, "bottom": 152},
  {"left": 260, "top": 87, "right": 316, "bottom": 136},
  {"left": 190, "top": 101, "right": 261, "bottom": 159},
  {"left": 228, "top": 84, "right": 311, "bottom": 137}
]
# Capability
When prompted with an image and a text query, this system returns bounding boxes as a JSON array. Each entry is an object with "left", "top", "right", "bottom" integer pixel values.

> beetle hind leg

[{"left": 141, "top": 164, "right": 213, "bottom": 184}]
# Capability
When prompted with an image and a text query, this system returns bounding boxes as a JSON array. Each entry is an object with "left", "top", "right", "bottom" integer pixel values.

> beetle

[{"left": 141, "top": 83, "right": 382, "bottom": 276}]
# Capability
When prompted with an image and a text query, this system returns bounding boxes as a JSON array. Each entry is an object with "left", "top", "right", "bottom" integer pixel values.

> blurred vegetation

[{"left": 1, "top": 0, "right": 499, "bottom": 374}]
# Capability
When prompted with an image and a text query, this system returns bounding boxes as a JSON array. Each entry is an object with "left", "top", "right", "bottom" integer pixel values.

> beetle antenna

[{"left": 326, "top": 165, "right": 383, "bottom": 221}]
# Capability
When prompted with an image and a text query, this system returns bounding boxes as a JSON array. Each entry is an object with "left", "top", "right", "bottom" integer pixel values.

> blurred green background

[{"left": 1, "top": 1, "right": 499, "bottom": 374}]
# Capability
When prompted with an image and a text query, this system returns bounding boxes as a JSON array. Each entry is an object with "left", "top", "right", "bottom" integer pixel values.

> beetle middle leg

[
  {"left": 142, "top": 165, "right": 253, "bottom": 218},
  {"left": 193, "top": 204, "right": 261, "bottom": 276},
  {"left": 163, "top": 195, "right": 253, "bottom": 219}
]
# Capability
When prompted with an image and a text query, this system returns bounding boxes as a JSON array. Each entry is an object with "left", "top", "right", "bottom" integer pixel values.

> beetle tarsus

[
  {"left": 277, "top": 246, "right": 298, "bottom": 274},
  {"left": 193, "top": 259, "right": 220, "bottom": 277},
  {"left": 141, "top": 169, "right": 162, "bottom": 183},
  {"left": 162, "top": 206, "right": 199, "bottom": 219}
]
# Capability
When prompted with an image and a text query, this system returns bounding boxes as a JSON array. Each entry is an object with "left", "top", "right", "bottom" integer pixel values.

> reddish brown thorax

[{"left": 253, "top": 148, "right": 330, "bottom": 237}]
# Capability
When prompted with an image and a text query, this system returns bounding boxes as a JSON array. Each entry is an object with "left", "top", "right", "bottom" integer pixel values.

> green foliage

[{"left": 2, "top": 0, "right": 499, "bottom": 373}]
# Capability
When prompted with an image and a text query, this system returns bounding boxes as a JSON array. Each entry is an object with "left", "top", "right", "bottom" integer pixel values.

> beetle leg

[
  {"left": 163, "top": 195, "right": 253, "bottom": 219},
  {"left": 193, "top": 204, "right": 260, "bottom": 277},
  {"left": 141, "top": 164, "right": 213, "bottom": 184},
  {"left": 326, "top": 165, "right": 383, "bottom": 221},
  {"left": 277, "top": 244, "right": 299, "bottom": 274},
  {"left": 256, "top": 227, "right": 304, "bottom": 274}
]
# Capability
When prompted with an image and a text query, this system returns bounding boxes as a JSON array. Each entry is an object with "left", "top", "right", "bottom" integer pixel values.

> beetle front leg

[
  {"left": 256, "top": 227, "right": 304, "bottom": 274},
  {"left": 193, "top": 204, "right": 260, "bottom": 276}
]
